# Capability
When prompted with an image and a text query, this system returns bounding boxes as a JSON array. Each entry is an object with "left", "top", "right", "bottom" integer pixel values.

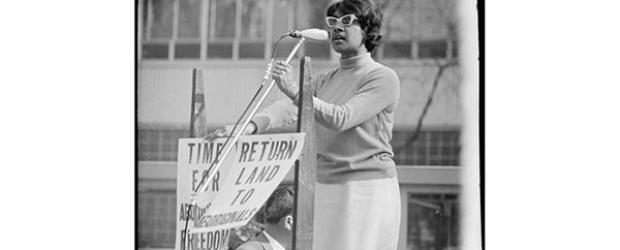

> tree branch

[{"left": 393, "top": 59, "right": 457, "bottom": 155}]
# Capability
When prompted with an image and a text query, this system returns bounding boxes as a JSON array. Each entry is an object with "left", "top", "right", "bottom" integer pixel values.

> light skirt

[{"left": 312, "top": 177, "right": 401, "bottom": 250}]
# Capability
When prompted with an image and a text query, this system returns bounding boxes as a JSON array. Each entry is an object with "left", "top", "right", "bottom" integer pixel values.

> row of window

[
  {"left": 137, "top": 128, "right": 461, "bottom": 166},
  {"left": 137, "top": 189, "right": 460, "bottom": 249},
  {"left": 407, "top": 193, "right": 459, "bottom": 250},
  {"left": 139, "top": 0, "right": 458, "bottom": 60},
  {"left": 142, "top": 40, "right": 455, "bottom": 60},
  {"left": 138, "top": 191, "right": 176, "bottom": 248},
  {"left": 392, "top": 130, "right": 461, "bottom": 166}
]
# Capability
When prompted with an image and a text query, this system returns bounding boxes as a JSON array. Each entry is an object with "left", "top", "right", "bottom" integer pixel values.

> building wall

[{"left": 138, "top": 59, "right": 462, "bottom": 129}]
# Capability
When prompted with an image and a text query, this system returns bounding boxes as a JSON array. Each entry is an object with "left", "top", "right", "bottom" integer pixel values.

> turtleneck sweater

[{"left": 252, "top": 52, "right": 400, "bottom": 184}]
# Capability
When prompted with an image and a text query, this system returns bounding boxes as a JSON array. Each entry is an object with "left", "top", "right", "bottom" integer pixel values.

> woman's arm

[
  {"left": 252, "top": 66, "right": 329, "bottom": 134},
  {"left": 252, "top": 99, "right": 298, "bottom": 134},
  {"left": 203, "top": 122, "right": 257, "bottom": 141},
  {"left": 313, "top": 69, "right": 400, "bottom": 132},
  {"left": 264, "top": 61, "right": 401, "bottom": 133}
]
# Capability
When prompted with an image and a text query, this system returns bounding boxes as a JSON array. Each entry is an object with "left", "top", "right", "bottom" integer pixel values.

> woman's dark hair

[
  {"left": 326, "top": 0, "right": 383, "bottom": 52},
  {"left": 262, "top": 184, "right": 294, "bottom": 224}
]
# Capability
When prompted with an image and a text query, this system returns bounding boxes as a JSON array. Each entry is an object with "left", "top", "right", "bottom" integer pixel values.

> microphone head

[{"left": 300, "top": 29, "right": 329, "bottom": 41}]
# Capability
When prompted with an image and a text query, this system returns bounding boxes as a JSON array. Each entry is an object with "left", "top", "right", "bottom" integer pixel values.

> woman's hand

[
  {"left": 271, "top": 61, "right": 298, "bottom": 100},
  {"left": 203, "top": 123, "right": 256, "bottom": 141}
]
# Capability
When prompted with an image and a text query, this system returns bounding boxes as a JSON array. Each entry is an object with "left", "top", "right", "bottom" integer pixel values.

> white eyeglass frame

[{"left": 325, "top": 14, "right": 358, "bottom": 28}]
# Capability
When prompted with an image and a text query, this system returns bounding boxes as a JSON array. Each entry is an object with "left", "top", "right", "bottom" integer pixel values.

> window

[
  {"left": 138, "top": 128, "right": 191, "bottom": 161},
  {"left": 407, "top": 193, "right": 459, "bottom": 250},
  {"left": 377, "top": 0, "right": 457, "bottom": 60},
  {"left": 378, "top": 0, "right": 413, "bottom": 59},
  {"left": 150, "top": 0, "right": 175, "bottom": 39},
  {"left": 418, "top": 40, "right": 448, "bottom": 59},
  {"left": 142, "top": 43, "right": 169, "bottom": 59},
  {"left": 302, "top": 0, "right": 332, "bottom": 59},
  {"left": 239, "top": 0, "right": 266, "bottom": 59},
  {"left": 142, "top": 0, "right": 174, "bottom": 59},
  {"left": 141, "top": 0, "right": 298, "bottom": 60},
  {"left": 178, "top": 0, "right": 201, "bottom": 38},
  {"left": 176, "top": 0, "right": 202, "bottom": 59},
  {"left": 392, "top": 130, "right": 461, "bottom": 166},
  {"left": 138, "top": 128, "right": 460, "bottom": 166},
  {"left": 138, "top": 190, "right": 177, "bottom": 248},
  {"left": 207, "top": 0, "right": 236, "bottom": 58},
  {"left": 140, "top": 0, "right": 458, "bottom": 61}
]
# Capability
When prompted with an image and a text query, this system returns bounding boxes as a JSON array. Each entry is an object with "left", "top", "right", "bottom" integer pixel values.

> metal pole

[{"left": 194, "top": 37, "right": 306, "bottom": 194}]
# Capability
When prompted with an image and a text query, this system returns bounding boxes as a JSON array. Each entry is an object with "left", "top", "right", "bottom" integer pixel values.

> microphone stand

[{"left": 193, "top": 37, "right": 306, "bottom": 195}]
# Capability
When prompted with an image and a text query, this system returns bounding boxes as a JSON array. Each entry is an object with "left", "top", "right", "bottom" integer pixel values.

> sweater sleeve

[
  {"left": 313, "top": 68, "right": 400, "bottom": 132},
  {"left": 252, "top": 99, "right": 298, "bottom": 134},
  {"left": 252, "top": 71, "right": 330, "bottom": 134}
]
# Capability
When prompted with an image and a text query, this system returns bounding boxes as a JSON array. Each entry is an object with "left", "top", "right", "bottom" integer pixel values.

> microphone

[{"left": 288, "top": 29, "right": 329, "bottom": 41}]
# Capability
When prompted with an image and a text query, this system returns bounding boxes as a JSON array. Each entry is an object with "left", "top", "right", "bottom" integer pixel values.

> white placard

[{"left": 175, "top": 133, "right": 305, "bottom": 250}]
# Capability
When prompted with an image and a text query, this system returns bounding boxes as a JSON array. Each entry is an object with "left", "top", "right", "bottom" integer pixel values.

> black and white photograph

[
  {"left": 137, "top": 0, "right": 478, "bottom": 249},
  {"left": 4, "top": 0, "right": 620, "bottom": 250}
]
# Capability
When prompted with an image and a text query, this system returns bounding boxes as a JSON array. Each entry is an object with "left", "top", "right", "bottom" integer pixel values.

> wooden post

[
  {"left": 189, "top": 68, "right": 208, "bottom": 137},
  {"left": 293, "top": 57, "right": 316, "bottom": 250}
]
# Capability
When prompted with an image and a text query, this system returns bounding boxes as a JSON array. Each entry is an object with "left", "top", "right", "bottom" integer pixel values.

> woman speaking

[{"left": 215, "top": 1, "right": 401, "bottom": 249}]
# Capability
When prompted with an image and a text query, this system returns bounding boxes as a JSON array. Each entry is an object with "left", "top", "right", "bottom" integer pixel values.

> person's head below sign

[{"left": 236, "top": 185, "right": 294, "bottom": 250}]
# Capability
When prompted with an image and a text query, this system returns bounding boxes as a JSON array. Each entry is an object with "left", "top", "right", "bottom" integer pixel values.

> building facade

[{"left": 138, "top": 0, "right": 462, "bottom": 249}]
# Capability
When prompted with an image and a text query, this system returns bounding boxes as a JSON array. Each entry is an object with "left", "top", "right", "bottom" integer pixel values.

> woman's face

[{"left": 327, "top": 12, "right": 366, "bottom": 58}]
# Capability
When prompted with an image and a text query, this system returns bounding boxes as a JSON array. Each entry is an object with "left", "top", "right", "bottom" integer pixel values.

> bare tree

[
  {"left": 390, "top": 0, "right": 460, "bottom": 154},
  {"left": 393, "top": 59, "right": 457, "bottom": 154}
]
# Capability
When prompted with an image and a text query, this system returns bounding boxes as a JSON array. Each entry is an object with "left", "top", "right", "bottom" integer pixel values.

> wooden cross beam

[{"left": 293, "top": 56, "right": 317, "bottom": 250}]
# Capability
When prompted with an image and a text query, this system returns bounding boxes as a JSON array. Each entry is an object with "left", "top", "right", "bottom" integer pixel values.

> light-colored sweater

[{"left": 253, "top": 53, "right": 400, "bottom": 184}]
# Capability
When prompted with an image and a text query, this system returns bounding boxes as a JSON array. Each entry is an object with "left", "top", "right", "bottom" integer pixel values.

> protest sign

[{"left": 175, "top": 133, "right": 305, "bottom": 250}]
